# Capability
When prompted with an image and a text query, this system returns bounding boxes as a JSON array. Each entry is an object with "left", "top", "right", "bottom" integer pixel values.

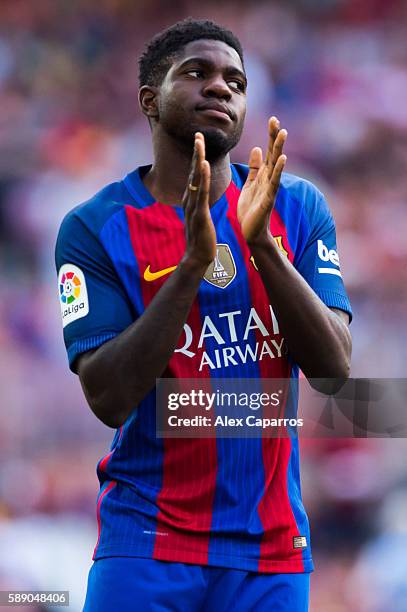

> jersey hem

[
  {"left": 315, "top": 289, "right": 353, "bottom": 321},
  {"left": 93, "top": 547, "right": 314, "bottom": 574},
  {"left": 67, "top": 332, "right": 120, "bottom": 370}
]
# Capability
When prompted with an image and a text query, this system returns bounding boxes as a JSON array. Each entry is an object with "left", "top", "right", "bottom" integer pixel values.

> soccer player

[{"left": 56, "top": 19, "right": 352, "bottom": 611}]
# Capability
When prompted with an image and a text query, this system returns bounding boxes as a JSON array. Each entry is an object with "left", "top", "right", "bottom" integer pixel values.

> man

[{"left": 56, "top": 18, "right": 352, "bottom": 611}]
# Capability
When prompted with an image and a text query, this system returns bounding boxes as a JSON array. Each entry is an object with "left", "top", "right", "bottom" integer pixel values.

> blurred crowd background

[{"left": 0, "top": 0, "right": 406, "bottom": 610}]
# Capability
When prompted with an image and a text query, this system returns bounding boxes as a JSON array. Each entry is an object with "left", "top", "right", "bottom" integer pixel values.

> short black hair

[{"left": 138, "top": 18, "right": 244, "bottom": 88}]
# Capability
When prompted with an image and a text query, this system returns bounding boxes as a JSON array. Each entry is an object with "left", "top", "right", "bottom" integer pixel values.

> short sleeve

[
  {"left": 294, "top": 190, "right": 353, "bottom": 321},
  {"left": 55, "top": 211, "right": 134, "bottom": 371}
]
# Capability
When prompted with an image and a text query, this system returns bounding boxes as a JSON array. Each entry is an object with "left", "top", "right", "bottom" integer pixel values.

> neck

[{"left": 143, "top": 130, "right": 231, "bottom": 206}]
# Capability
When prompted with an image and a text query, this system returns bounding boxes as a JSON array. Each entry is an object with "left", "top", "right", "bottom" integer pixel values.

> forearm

[
  {"left": 249, "top": 235, "right": 352, "bottom": 380},
  {"left": 79, "top": 257, "right": 206, "bottom": 428}
]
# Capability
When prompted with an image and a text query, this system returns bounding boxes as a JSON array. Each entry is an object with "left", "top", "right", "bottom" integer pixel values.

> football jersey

[{"left": 55, "top": 163, "right": 352, "bottom": 573}]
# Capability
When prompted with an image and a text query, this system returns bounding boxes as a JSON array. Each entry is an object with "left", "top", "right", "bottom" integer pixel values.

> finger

[
  {"left": 196, "top": 131, "right": 205, "bottom": 160},
  {"left": 191, "top": 134, "right": 204, "bottom": 184},
  {"left": 267, "top": 154, "right": 287, "bottom": 203},
  {"left": 197, "top": 159, "right": 211, "bottom": 215},
  {"left": 268, "top": 129, "right": 287, "bottom": 178},
  {"left": 246, "top": 147, "right": 263, "bottom": 182},
  {"left": 183, "top": 163, "right": 198, "bottom": 211},
  {"left": 189, "top": 136, "right": 205, "bottom": 210},
  {"left": 183, "top": 134, "right": 203, "bottom": 210},
  {"left": 264, "top": 116, "right": 280, "bottom": 165}
]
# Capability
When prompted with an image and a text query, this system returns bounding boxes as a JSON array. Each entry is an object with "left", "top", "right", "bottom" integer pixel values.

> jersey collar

[{"left": 123, "top": 164, "right": 241, "bottom": 211}]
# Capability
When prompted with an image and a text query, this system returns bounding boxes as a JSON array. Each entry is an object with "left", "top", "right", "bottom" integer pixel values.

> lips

[{"left": 196, "top": 102, "right": 234, "bottom": 121}]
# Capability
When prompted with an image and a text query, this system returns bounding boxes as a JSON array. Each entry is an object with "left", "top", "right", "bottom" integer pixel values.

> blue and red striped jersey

[{"left": 55, "top": 164, "right": 352, "bottom": 573}]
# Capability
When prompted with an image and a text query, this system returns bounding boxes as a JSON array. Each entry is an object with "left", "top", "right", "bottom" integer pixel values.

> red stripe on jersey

[
  {"left": 225, "top": 182, "right": 289, "bottom": 378},
  {"left": 93, "top": 480, "right": 117, "bottom": 559},
  {"left": 126, "top": 203, "right": 217, "bottom": 565},
  {"left": 226, "top": 183, "right": 304, "bottom": 571}
]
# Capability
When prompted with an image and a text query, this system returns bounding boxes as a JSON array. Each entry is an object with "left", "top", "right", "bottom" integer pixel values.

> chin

[
  {"left": 199, "top": 127, "right": 240, "bottom": 161},
  {"left": 164, "top": 118, "right": 242, "bottom": 161}
]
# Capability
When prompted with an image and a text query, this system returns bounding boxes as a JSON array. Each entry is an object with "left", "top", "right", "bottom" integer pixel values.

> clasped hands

[{"left": 182, "top": 116, "right": 287, "bottom": 268}]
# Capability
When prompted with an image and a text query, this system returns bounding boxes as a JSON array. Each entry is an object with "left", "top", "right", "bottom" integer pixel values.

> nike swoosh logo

[{"left": 144, "top": 264, "right": 177, "bottom": 282}]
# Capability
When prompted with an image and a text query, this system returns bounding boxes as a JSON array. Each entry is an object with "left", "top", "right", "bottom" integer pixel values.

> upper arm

[
  {"left": 295, "top": 187, "right": 353, "bottom": 322},
  {"left": 330, "top": 307, "right": 350, "bottom": 327},
  {"left": 76, "top": 348, "right": 97, "bottom": 379},
  {"left": 55, "top": 211, "right": 134, "bottom": 372}
]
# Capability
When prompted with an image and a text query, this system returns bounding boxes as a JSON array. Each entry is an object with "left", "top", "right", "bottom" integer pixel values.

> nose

[{"left": 202, "top": 75, "right": 232, "bottom": 100}]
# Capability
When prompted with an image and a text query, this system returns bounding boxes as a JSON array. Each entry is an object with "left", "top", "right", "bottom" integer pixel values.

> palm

[
  {"left": 238, "top": 163, "right": 272, "bottom": 242},
  {"left": 237, "top": 117, "right": 287, "bottom": 244}
]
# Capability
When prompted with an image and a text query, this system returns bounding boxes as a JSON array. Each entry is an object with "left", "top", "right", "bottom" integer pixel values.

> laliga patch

[
  {"left": 204, "top": 244, "right": 236, "bottom": 289},
  {"left": 58, "top": 263, "right": 89, "bottom": 328},
  {"left": 293, "top": 536, "right": 307, "bottom": 549}
]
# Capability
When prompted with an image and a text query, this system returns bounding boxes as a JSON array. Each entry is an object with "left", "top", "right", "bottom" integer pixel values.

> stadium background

[{"left": 0, "top": 0, "right": 406, "bottom": 610}]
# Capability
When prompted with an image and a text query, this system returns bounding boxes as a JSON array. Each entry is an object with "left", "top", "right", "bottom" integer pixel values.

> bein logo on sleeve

[
  {"left": 58, "top": 264, "right": 89, "bottom": 327},
  {"left": 317, "top": 239, "right": 341, "bottom": 277}
]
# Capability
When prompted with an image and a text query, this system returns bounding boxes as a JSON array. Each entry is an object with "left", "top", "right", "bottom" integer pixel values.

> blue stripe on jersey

[
  {"left": 274, "top": 186, "right": 306, "bottom": 257},
  {"left": 123, "top": 168, "right": 155, "bottom": 208},
  {"left": 94, "top": 393, "right": 165, "bottom": 559},
  {"left": 100, "top": 208, "right": 144, "bottom": 316},
  {"left": 287, "top": 436, "right": 312, "bottom": 567},
  {"left": 230, "top": 164, "right": 244, "bottom": 189},
  {"left": 173, "top": 207, "right": 185, "bottom": 223},
  {"left": 199, "top": 192, "right": 264, "bottom": 567},
  {"left": 96, "top": 206, "right": 166, "bottom": 559}
]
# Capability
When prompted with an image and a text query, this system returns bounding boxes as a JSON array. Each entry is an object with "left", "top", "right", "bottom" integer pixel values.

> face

[{"left": 147, "top": 39, "right": 247, "bottom": 161}]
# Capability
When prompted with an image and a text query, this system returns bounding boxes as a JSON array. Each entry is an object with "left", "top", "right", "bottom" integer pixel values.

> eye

[
  {"left": 228, "top": 79, "right": 245, "bottom": 92},
  {"left": 186, "top": 69, "right": 205, "bottom": 78}
]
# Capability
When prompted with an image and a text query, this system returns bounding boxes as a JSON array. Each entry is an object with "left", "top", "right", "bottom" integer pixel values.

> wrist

[
  {"left": 247, "top": 230, "right": 274, "bottom": 252},
  {"left": 179, "top": 254, "right": 209, "bottom": 278}
]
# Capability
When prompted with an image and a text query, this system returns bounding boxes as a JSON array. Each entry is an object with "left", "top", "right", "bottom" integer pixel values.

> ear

[{"left": 139, "top": 85, "right": 159, "bottom": 120}]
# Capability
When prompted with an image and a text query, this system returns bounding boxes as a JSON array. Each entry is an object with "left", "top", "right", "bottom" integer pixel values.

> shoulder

[
  {"left": 280, "top": 172, "right": 333, "bottom": 228},
  {"left": 280, "top": 172, "right": 323, "bottom": 203},
  {"left": 55, "top": 178, "right": 136, "bottom": 270},
  {"left": 232, "top": 163, "right": 331, "bottom": 223},
  {"left": 232, "top": 163, "right": 324, "bottom": 204},
  {"left": 57, "top": 179, "right": 131, "bottom": 239}
]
